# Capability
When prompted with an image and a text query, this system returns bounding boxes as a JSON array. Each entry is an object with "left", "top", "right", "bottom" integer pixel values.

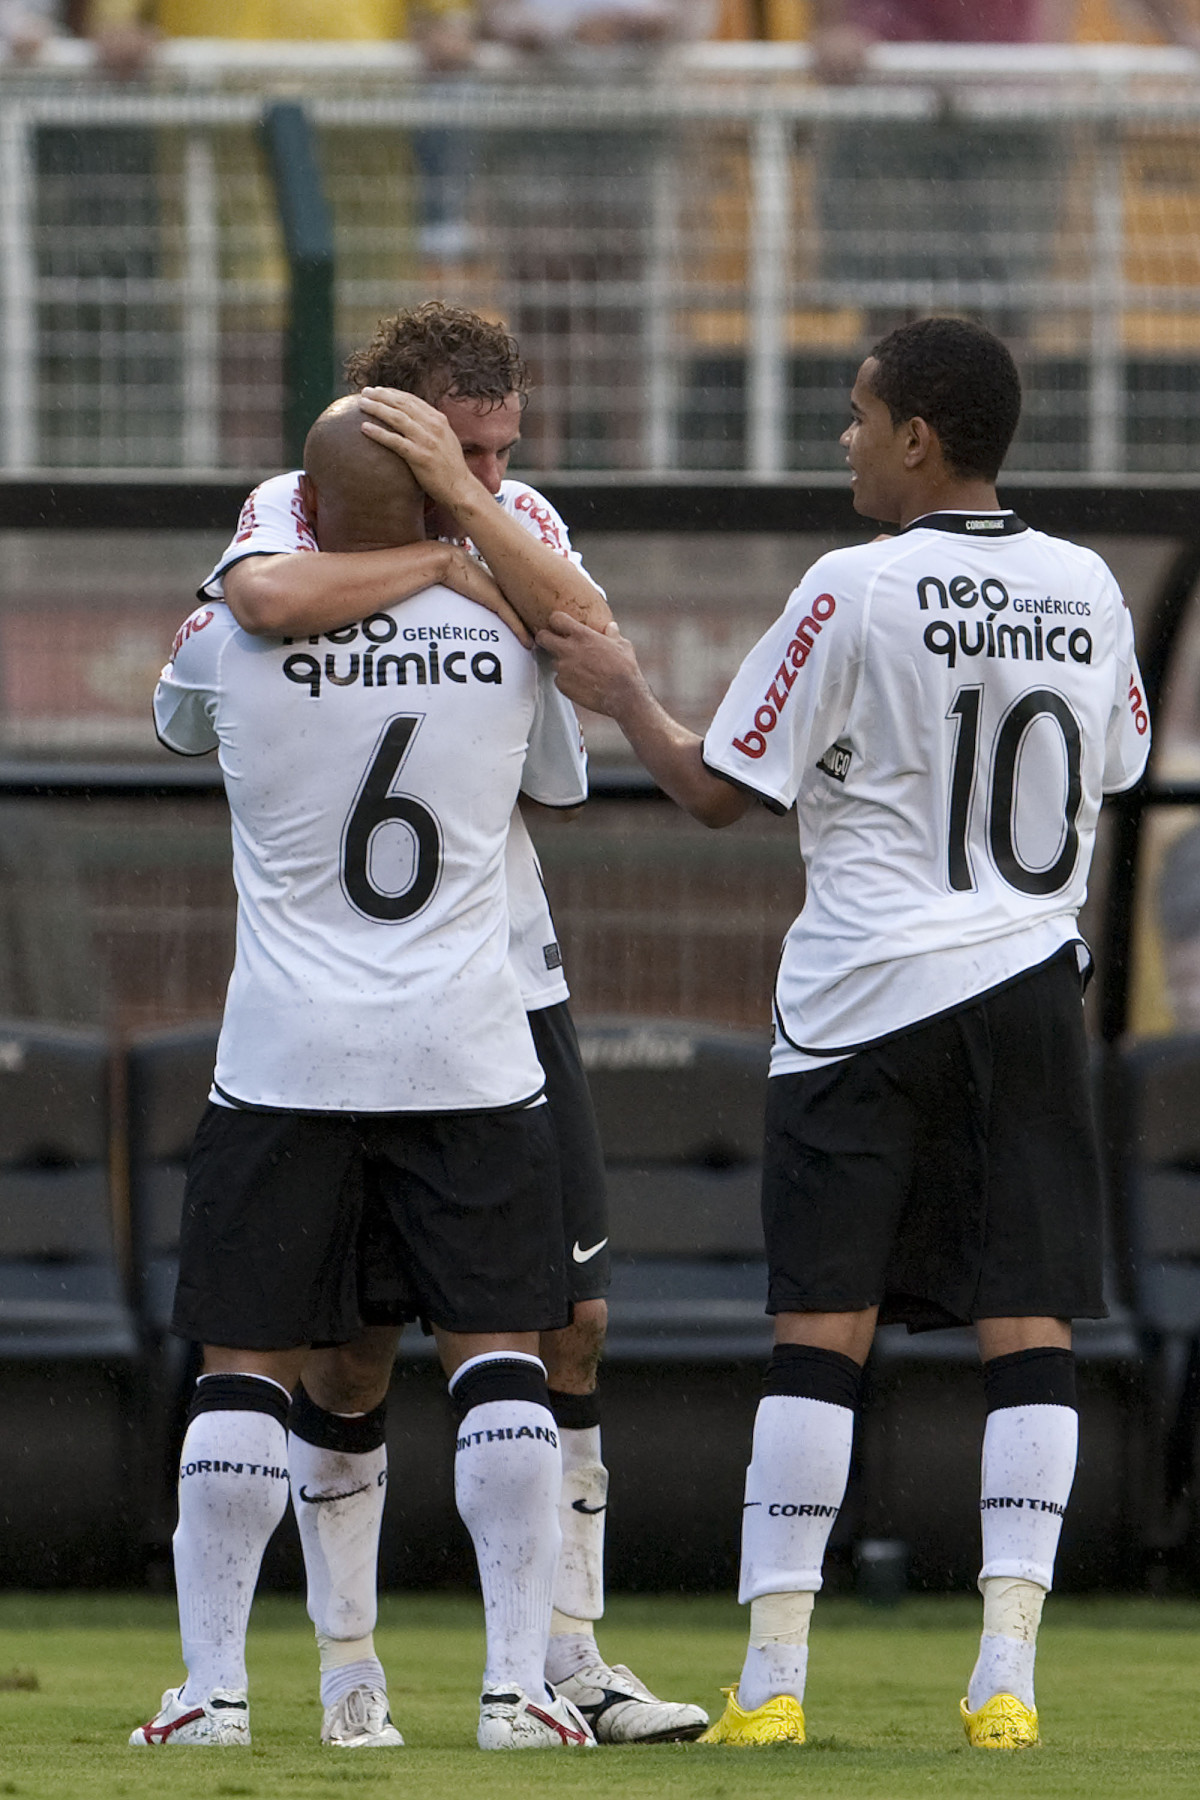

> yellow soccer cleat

[
  {"left": 697, "top": 1686, "right": 805, "bottom": 1746},
  {"left": 960, "top": 1692, "right": 1040, "bottom": 1749}
]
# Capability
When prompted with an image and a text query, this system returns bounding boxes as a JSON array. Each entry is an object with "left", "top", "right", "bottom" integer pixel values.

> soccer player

[
  {"left": 133, "top": 399, "right": 596, "bottom": 1753},
  {"left": 201, "top": 302, "right": 707, "bottom": 1746},
  {"left": 536, "top": 317, "right": 1151, "bottom": 1749}
]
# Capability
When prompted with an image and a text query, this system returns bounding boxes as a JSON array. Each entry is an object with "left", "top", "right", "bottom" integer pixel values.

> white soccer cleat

[
  {"left": 321, "top": 1684, "right": 404, "bottom": 1747},
  {"left": 552, "top": 1661, "right": 709, "bottom": 1744},
  {"left": 128, "top": 1685, "right": 250, "bottom": 1747},
  {"left": 477, "top": 1685, "right": 596, "bottom": 1750}
]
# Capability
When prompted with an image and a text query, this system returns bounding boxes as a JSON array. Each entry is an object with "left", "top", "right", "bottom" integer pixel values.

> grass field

[{"left": 2, "top": 1591, "right": 1199, "bottom": 1799}]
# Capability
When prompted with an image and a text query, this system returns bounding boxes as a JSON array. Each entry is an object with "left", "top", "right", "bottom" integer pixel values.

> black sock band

[
  {"left": 190, "top": 1372, "right": 291, "bottom": 1431},
  {"left": 289, "top": 1382, "right": 388, "bottom": 1454},
  {"left": 763, "top": 1343, "right": 864, "bottom": 1410},
  {"left": 548, "top": 1387, "right": 601, "bottom": 1432},
  {"left": 983, "top": 1346, "right": 1077, "bottom": 1413},
  {"left": 450, "top": 1356, "right": 549, "bottom": 1422}
]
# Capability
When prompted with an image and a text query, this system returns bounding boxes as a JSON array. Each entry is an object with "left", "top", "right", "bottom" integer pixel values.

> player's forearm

[
  {"left": 609, "top": 679, "right": 748, "bottom": 828},
  {"left": 537, "top": 612, "right": 745, "bottom": 826},
  {"left": 442, "top": 486, "right": 613, "bottom": 634},
  {"left": 223, "top": 543, "right": 457, "bottom": 636}
]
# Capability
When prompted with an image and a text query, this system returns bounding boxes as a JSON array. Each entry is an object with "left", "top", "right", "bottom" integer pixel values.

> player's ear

[{"left": 904, "top": 416, "right": 934, "bottom": 469}]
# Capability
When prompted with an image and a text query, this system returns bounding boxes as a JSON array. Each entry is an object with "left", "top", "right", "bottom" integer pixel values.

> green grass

[{"left": 2, "top": 1592, "right": 1200, "bottom": 1798}]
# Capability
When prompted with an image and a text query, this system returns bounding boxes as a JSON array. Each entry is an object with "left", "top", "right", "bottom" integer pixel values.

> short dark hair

[
  {"left": 343, "top": 301, "right": 529, "bottom": 406},
  {"left": 867, "top": 317, "right": 1022, "bottom": 481}
]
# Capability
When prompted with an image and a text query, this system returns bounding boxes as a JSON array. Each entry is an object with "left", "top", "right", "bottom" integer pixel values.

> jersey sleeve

[
  {"left": 199, "top": 471, "right": 315, "bottom": 600},
  {"left": 153, "top": 605, "right": 228, "bottom": 755},
  {"left": 703, "top": 563, "right": 862, "bottom": 813},
  {"left": 501, "top": 481, "right": 606, "bottom": 597},
  {"left": 521, "top": 653, "right": 589, "bottom": 808},
  {"left": 1103, "top": 596, "right": 1152, "bottom": 794}
]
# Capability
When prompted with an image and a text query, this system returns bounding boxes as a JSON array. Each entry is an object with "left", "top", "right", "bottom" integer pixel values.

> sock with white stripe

[
  {"left": 451, "top": 1354, "right": 562, "bottom": 1699},
  {"left": 173, "top": 1373, "right": 292, "bottom": 1703},
  {"left": 544, "top": 1389, "right": 606, "bottom": 1685},
  {"left": 288, "top": 1383, "right": 389, "bottom": 1710},
  {"left": 967, "top": 1348, "right": 1078, "bottom": 1712},
  {"left": 735, "top": 1347, "right": 861, "bottom": 1710}
]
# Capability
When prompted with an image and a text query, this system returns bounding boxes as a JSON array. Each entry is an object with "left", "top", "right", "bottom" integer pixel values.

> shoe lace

[{"left": 341, "top": 1689, "right": 370, "bottom": 1728}]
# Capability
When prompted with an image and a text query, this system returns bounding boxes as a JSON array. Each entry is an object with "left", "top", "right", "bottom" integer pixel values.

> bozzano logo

[
  {"left": 733, "top": 593, "right": 836, "bottom": 760},
  {"left": 1129, "top": 673, "right": 1149, "bottom": 737}
]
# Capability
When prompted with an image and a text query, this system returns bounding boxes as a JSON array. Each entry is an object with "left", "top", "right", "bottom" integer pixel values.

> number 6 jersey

[
  {"left": 702, "top": 510, "right": 1151, "bottom": 1070},
  {"left": 154, "top": 587, "right": 586, "bottom": 1113}
]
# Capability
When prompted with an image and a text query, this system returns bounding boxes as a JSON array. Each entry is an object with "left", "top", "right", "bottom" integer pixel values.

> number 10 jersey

[
  {"left": 154, "top": 587, "right": 586, "bottom": 1112},
  {"left": 702, "top": 511, "right": 1151, "bottom": 1068}
]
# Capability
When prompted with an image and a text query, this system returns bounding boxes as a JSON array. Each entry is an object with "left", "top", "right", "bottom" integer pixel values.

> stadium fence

[{"left": 3, "top": 41, "right": 1200, "bottom": 476}]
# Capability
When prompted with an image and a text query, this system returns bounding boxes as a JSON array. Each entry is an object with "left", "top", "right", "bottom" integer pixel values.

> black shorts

[
  {"left": 762, "top": 948, "right": 1105, "bottom": 1332},
  {"left": 530, "top": 1001, "right": 611, "bottom": 1305},
  {"left": 172, "top": 1100, "right": 567, "bottom": 1350}
]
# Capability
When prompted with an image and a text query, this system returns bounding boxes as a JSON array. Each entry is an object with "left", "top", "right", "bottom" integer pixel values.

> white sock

[
  {"left": 738, "top": 1394, "right": 854, "bottom": 1604},
  {"left": 544, "top": 1423, "right": 607, "bottom": 1683},
  {"left": 288, "top": 1423, "right": 388, "bottom": 1710},
  {"left": 318, "top": 1647, "right": 387, "bottom": 1712},
  {"left": 737, "top": 1591, "right": 814, "bottom": 1710},
  {"left": 968, "top": 1403, "right": 1077, "bottom": 1711},
  {"left": 454, "top": 1397, "right": 562, "bottom": 1697},
  {"left": 173, "top": 1395, "right": 291, "bottom": 1701},
  {"left": 546, "top": 1621, "right": 598, "bottom": 1685},
  {"left": 978, "top": 1404, "right": 1077, "bottom": 1588},
  {"left": 967, "top": 1579, "right": 1046, "bottom": 1711}
]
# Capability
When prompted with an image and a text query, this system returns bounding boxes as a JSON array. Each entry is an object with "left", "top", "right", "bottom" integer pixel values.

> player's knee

[
  {"left": 541, "top": 1299, "right": 606, "bottom": 1390},
  {"left": 304, "top": 1331, "right": 398, "bottom": 1414}
]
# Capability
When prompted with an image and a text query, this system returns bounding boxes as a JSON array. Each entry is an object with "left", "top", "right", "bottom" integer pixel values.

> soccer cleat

[
  {"left": 552, "top": 1661, "right": 708, "bottom": 1744},
  {"left": 960, "top": 1692, "right": 1040, "bottom": 1748},
  {"left": 321, "top": 1685, "right": 404, "bottom": 1747},
  {"left": 697, "top": 1685, "right": 806, "bottom": 1746},
  {"left": 477, "top": 1685, "right": 596, "bottom": 1750},
  {"left": 129, "top": 1685, "right": 250, "bottom": 1747}
]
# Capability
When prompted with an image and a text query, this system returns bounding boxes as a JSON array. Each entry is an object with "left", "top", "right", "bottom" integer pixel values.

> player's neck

[{"left": 896, "top": 476, "right": 1001, "bottom": 530}]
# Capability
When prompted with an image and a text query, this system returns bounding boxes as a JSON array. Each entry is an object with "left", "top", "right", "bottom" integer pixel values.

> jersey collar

[{"left": 900, "top": 510, "right": 1028, "bottom": 538}]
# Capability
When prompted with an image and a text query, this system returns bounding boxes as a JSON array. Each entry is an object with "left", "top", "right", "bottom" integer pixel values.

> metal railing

[{"left": 2, "top": 41, "right": 1200, "bottom": 476}]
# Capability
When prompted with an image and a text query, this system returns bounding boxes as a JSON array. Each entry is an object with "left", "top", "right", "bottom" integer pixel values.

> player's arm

[
  {"left": 223, "top": 543, "right": 532, "bottom": 647},
  {"left": 358, "top": 389, "right": 613, "bottom": 635},
  {"left": 536, "top": 612, "right": 750, "bottom": 828},
  {"left": 153, "top": 606, "right": 224, "bottom": 756}
]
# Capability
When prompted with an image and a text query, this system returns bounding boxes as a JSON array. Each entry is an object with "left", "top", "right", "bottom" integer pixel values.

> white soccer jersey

[
  {"left": 154, "top": 586, "right": 585, "bottom": 1112},
  {"left": 200, "top": 470, "right": 592, "bottom": 1009},
  {"left": 703, "top": 511, "right": 1151, "bottom": 1070}
]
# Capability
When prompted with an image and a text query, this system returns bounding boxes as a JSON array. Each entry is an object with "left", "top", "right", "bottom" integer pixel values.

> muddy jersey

[
  {"left": 154, "top": 586, "right": 584, "bottom": 1112},
  {"left": 200, "top": 470, "right": 591, "bottom": 1009},
  {"left": 703, "top": 510, "right": 1150, "bottom": 1070}
]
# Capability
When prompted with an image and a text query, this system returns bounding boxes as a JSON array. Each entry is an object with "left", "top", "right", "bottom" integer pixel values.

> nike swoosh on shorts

[{"left": 572, "top": 1237, "right": 608, "bottom": 1263}]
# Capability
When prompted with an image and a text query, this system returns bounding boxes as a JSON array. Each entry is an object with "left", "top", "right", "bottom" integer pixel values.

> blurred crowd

[{"left": 2, "top": 0, "right": 1198, "bottom": 75}]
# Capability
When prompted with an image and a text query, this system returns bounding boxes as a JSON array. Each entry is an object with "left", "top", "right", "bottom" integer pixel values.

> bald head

[{"left": 301, "top": 396, "right": 425, "bottom": 553}]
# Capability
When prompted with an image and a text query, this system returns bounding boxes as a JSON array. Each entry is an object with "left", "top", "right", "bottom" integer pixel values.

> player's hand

[
  {"left": 535, "top": 611, "right": 641, "bottom": 717},
  {"left": 359, "top": 389, "right": 474, "bottom": 509},
  {"left": 442, "top": 546, "right": 533, "bottom": 648}
]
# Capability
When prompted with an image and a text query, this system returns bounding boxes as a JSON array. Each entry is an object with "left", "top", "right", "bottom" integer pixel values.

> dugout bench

[
  {"left": 0, "top": 1019, "right": 144, "bottom": 1585},
  {"left": 0, "top": 1006, "right": 1176, "bottom": 1594}
]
